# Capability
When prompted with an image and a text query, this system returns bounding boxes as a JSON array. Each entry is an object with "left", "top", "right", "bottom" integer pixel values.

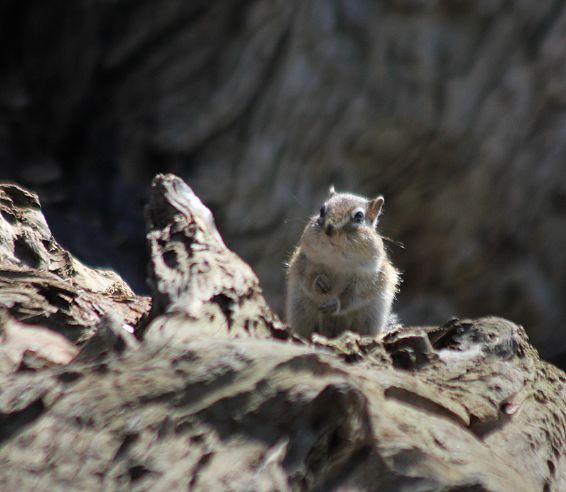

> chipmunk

[{"left": 286, "top": 186, "right": 400, "bottom": 338}]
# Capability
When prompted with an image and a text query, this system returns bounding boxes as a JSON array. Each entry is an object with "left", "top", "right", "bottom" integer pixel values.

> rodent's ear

[
  {"left": 328, "top": 185, "right": 336, "bottom": 197},
  {"left": 367, "top": 196, "right": 384, "bottom": 226}
]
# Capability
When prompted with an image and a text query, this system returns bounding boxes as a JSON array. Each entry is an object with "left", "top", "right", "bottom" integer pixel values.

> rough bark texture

[
  {"left": 0, "top": 184, "right": 150, "bottom": 343},
  {"left": 0, "top": 1, "right": 565, "bottom": 367},
  {"left": 0, "top": 175, "right": 564, "bottom": 491},
  {"left": 142, "top": 175, "right": 285, "bottom": 341}
]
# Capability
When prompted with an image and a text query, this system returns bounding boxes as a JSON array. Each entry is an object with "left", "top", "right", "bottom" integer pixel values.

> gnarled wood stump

[{"left": 0, "top": 175, "right": 564, "bottom": 491}]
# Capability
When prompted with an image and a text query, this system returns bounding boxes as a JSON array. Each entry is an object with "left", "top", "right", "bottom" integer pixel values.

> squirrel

[{"left": 286, "top": 186, "right": 400, "bottom": 339}]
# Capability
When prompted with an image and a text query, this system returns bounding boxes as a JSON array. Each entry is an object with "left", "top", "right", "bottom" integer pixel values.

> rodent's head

[{"left": 300, "top": 186, "right": 386, "bottom": 270}]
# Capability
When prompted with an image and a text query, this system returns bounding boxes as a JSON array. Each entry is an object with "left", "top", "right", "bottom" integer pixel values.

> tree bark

[
  {"left": 0, "top": 183, "right": 150, "bottom": 343},
  {"left": 0, "top": 175, "right": 564, "bottom": 491}
]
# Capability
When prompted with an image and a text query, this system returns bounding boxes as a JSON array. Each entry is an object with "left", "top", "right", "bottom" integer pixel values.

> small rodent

[{"left": 286, "top": 186, "right": 400, "bottom": 338}]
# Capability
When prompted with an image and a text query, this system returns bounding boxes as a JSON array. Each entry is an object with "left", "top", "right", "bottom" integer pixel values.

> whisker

[
  {"left": 284, "top": 214, "right": 311, "bottom": 225},
  {"left": 288, "top": 191, "right": 309, "bottom": 211},
  {"left": 382, "top": 236, "right": 405, "bottom": 249}
]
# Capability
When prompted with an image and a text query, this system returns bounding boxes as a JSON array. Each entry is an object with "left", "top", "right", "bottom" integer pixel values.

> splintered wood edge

[{"left": 148, "top": 174, "right": 224, "bottom": 247}]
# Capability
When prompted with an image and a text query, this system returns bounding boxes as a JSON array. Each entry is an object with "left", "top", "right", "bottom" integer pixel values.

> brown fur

[{"left": 286, "top": 190, "right": 400, "bottom": 338}]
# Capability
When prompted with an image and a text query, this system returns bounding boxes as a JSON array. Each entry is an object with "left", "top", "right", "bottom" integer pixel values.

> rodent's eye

[
  {"left": 319, "top": 206, "right": 326, "bottom": 217},
  {"left": 353, "top": 210, "right": 365, "bottom": 223}
]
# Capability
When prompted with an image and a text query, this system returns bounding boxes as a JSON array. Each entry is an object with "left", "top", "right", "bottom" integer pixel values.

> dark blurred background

[{"left": 1, "top": 0, "right": 565, "bottom": 367}]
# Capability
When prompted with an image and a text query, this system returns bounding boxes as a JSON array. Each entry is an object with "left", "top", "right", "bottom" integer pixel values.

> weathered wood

[
  {"left": 0, "top": 175, "right": 564, "bottom": 491},
  {"left": 0, "top": 183, "right": 150, "bottom": 342},
  {"left": 142, "top": 174, "right": 287, "bottom": 343},
  {"left": 0, "top": 309, "right": 78, "bottom": 375}
]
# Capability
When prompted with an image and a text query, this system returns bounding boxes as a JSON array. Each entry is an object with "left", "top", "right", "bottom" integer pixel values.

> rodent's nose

[{"left": 325, "top": 224, "right": 335, "bottom": 236}]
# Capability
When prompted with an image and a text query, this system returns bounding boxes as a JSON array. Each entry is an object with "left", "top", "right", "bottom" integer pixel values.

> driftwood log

[{"left": 0, "top": 175, "right": 564, "bottom": 491}]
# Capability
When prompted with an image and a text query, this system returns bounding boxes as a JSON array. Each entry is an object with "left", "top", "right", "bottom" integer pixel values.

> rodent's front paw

[
  {"left": 319, "top": 297, "right": 340, "bottom": 314},
  {"left": 314, "top": 274, "right": 331, "bottom": 294}
]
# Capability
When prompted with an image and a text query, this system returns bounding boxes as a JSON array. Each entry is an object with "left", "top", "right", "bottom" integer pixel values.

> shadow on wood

[{"left": 0, "top": 175, "right": 564, "bottom": 491}]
